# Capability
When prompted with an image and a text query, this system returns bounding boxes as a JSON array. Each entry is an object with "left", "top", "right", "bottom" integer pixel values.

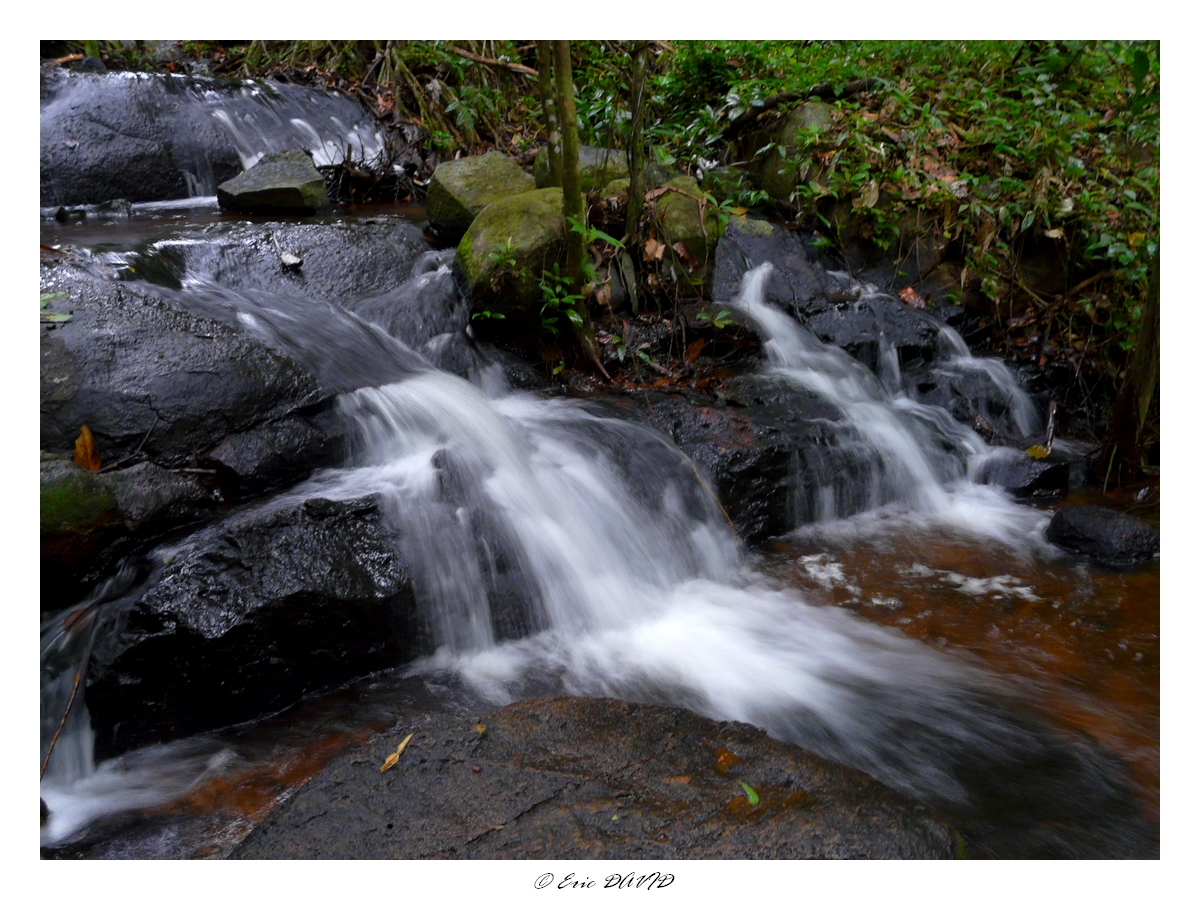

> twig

[
  {"left": 446, "top": 46, "right": 537, "bottom": 78},
  {"left": 41, "top": 666, "right": 83, "bottom": 780},
  {"left": 99, "top": 414, "right": 159, "bottom": 473}
]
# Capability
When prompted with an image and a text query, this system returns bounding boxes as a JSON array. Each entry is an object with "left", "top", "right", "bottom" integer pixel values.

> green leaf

[
  {"left": 1131, "top": 49, "right": 1150, "bottom": 91},
  {"left": 1021, "top": 210, "right": 1036, "bottom": 232},
  {"left": 40, "top": 291, "right": 67, "bottom": 308},
  {"left": 41, "top": 312, "right": 72, "bottom": 323},
  {"left": 565, "top": 310, "right": 584, "bottom": 327},
  {"left": 740, "top": 782, "right": 760, "bottom": 805}
]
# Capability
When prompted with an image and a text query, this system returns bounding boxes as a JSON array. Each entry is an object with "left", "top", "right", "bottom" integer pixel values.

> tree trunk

[
  {"left": 536, "top": 41, "right": 562, "bottom": 187},
  {"left": 1108, "top": 256, "right": 1159, "bottom": 476},
  {"left": 553, "top": 40, "right": 607, "bottom": 380},
  {"left": 625, "top": 41, "right": 649, "bottom": 250}
]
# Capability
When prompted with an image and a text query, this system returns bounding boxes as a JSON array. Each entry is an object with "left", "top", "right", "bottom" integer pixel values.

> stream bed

[{"left": 40, "top": 201, "right": 1159, "bottom": 860}]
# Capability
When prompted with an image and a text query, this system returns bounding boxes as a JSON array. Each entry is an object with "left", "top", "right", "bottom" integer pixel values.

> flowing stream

[{"left": 40, "top": 216, "right": 1158, "bottom": 858}]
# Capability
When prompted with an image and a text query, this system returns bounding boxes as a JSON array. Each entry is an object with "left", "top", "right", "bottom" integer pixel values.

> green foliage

[
  {"left": 696, "top": 308, "right": 732, "bottom": 330},
  {"left": 538, "top": 264, "right": 584, "bottom": 336},
  {"left": 739, "top": 781, "right": 760, "bottom": 805}
]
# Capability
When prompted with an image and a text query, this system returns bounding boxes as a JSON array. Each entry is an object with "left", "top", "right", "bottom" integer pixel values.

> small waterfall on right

[{"left": 730, "top": 263, "right": 1041, "bottom": 526}]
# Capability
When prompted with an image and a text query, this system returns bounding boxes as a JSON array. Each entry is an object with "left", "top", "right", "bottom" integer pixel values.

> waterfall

[{"left": 43, "top": 254, "right": 1084, "bottom": 846}]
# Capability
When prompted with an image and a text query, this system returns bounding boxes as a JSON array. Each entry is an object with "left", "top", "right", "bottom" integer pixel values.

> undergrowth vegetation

[{"left": 50, "top": 39, "right": 1159, "bottom": 442}]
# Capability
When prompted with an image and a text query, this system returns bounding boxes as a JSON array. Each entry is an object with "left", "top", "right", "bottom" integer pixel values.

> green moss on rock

[
  {"left": 41, "top": 457, "right": 117, "bottom": 536},
  {"left": 457, "top": 188, "right": 566, "bottom": 317},
  {"left": 654, "top": 176, "right": 722, "bottom": 290},
  {"left": 427, "top": 152, "right": 536, "bottom": 244},
  {"left": 754, "top": 101, "right": 834, "bottom": 202}
]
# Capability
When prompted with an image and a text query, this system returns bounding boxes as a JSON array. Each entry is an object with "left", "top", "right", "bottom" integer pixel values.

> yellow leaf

[
  {"left": 1025, "top": 445, "right": 1051, "bottom": 459},
  {"left": 379, "top": 732, "right": 415, "bottom": 772},
  {"left": 73, "top": 425, "right": 101, "bottom": 472}
]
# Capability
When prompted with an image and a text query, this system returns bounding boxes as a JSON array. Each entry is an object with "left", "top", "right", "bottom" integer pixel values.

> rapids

[{"left": 40, "top": 228, "right": 1155, "bottom": 858}]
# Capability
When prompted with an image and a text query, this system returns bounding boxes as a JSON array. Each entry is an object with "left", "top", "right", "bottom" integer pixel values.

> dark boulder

[
  {"left": 1045, "top": 504, "right": 1159, "bottom": 568},
  {"left": 40, "top": 265, "right": 325, "bottom": 469},
  {"left": 41, "top": 69, "right": 386, "bottom": 206},
  {"left": 975, "top": 450, "right": 1070, "bottom": 501},
  {"left": 203, "top": 412, "right": 343, "bottom": 500},
  {"left": 216, "top": 149, "right": 329, "bottom": 214},
  {"left": 86, "top": 495, "right": 420, "bottom": 757},
  {"left": 595, "top": 380, "right": 893, "bottom": 544},
  {"left": 41, "top": 454, "right": 219, "bottom": 605},
  {"left": 120, "top": 219, "right": 429, "bottom": 304},
  {"left": 231, "top": 696, "right": 957, "bottom": 859},
  {"left": 712, "top": 216, "right": 835, "bottom": 315}
]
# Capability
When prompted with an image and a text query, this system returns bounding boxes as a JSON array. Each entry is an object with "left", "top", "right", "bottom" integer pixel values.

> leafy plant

[
  {"left": 696, "top": 308, "right": 732, "bottom": 330},
  {"left": 538, "top": 264, "right": 584, "bottom": 336}
]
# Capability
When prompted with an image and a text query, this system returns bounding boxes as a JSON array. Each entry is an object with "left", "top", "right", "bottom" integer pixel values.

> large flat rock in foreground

[{"left": 232, "top": 696, "right": 957, "bottom": 859}]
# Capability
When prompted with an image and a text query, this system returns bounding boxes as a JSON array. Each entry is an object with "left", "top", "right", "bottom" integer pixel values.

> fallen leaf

[
  {"left": 854, "top": 179, "right": 879, "bottom": 209},
  {"left": 74, "top": 425, "right": 101, "bottom": 472},
  {"left": 1044, "top": 228, "right": 1064, "bottom": 240},
  {"left": 379, "top": 732, "right": 415, "bottom": 772},
  {"left": 898, "top": 286, "right": 927, "bottom": 309},
  {"left": 684, "top": 338, "right": 705, "bottom": 364},
  {"left": 41, "top": 312, "right": 73, "bottom": 323},
  {"left": 740, "top": 781, "right": 760, "bottom": 805},
  {"left": 473, "top": 723, "right": 487, "bottom": 734},
  {"left": 1025, "top": 445, "right": 1051, "bottom": 459},
  {"left": 672, "top": 241, "right": 697, "bottom": 272},
  {"left": 643, "top": 238, "right": 666, "bottom": 263},
  {"left": 644, "top": 186, "right": 669, "bottom": 201}
]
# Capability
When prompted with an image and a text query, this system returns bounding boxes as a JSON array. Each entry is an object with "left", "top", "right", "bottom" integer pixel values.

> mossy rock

[
  {"left": 534, "top": 145, "right": 629, "bottom": 192},
  {"left": 41, "top": 455, "right": 117, "bottom": 537},
  {"left": 216, "top": 150, "right": 329, "bottom": 214},
  {"left": 654, "top": 176, "right": 722, "bottom": 290},
  {"left": 599, "top": 177, "right": 630, "bottom": 197},
  {"left": 750, "top": 100, "right": 834, "bottom": 202},
  {"left": 457, "top": 188, "right": 565, "bottom": 330},
  {"left": 427, "top": 152, "right": 536, "bottom": 244}
]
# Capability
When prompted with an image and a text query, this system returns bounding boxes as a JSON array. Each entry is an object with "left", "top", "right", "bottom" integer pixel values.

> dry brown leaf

[
  {"left": 672, "top": 242, "right": 698, "bottom": 272},
  {"left": 643, "top": 238, "right": 666, "bottom": 263},
  {"left": 644, "top": 186, "right": 669, "bottom": 201},
  {"left": 473, "top": 723, "right": 487, "bottom": 734},
  {"left": 73, "top": 425, "right": 101, "bottom": 472},
  {"left": 379, "top": 732, "right": 415, "bottom": 773},
  {"left": 684, "top": 338, "right": 706, "bottom": 364},
  {"left": 898, "top": 286, "right": 927, "bottom": 310}
]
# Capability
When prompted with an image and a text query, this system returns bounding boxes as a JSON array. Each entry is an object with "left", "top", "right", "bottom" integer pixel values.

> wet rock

[
  {"left": 653, "top": 175, "right": 722, "bottom": 291},
  {"left": 40, "top": 265, "right": 326, "bottom": 469},
  {"left": 347, "top": 250, "right": 468, "bottom": 349},
  {"left": 41, "top": 70, "right": 385, "bottom": 207},
  {"left": 232, "top": 696, "right": 956, "bottom": 859},
  {"left": 712, "top": 217, "right": 835, "bottom": 315},
  {"left": 217, "top": 149, "right": 329, "bottom": 214},
  {"left": 86, "top": 495, "right": 420, "bottom": 757},
  {"left": 122, "top": 219, "right": 429, "bottom": 304},
  {"left": 534, "top": 143, "right": 629, "bottom": 192},
  {"left": 426, "top": 151, "right": 536, "bottom": 244},
  {"left": 601, "top": 383, "right": 862, "bottom": 544},
  {"left": 41, "top": 454, "right": 219, "bottom": 594},
  {"left": 804, "top": 294, "right": 942, "bottom": 370},
  {"left": 1046, "top": 504, "right": 1159, "bottom": 568},
  {"left": 204, "top": 412, "right": 342, "bottom": 500},
  {"left": 975, "top": 449, "right": 1070, "bottom": 500}
]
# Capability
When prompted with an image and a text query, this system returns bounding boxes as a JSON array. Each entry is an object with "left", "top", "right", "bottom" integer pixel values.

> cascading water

[{"left": 41, "top": 251, "right": 1139, "bottom": 855}]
